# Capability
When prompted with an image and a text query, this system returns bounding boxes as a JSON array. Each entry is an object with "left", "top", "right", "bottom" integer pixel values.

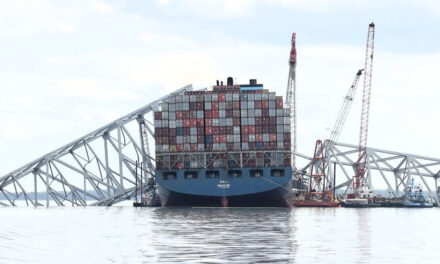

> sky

[{"left": 1, "top": 0, "right": 440, "bottom": 176}]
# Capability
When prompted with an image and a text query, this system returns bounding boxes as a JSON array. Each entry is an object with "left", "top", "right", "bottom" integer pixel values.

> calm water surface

[{"left": 0, "top": 205, "right": 439, "bottom": 263}]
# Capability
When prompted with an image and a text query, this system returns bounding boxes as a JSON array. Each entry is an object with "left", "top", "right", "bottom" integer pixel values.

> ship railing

[{"left": 156, "top": 150, "right": 291, "bottom": 170}]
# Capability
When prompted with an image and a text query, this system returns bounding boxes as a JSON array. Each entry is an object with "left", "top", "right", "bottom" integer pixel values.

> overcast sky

[{"left": 1, "top": 0, "right": 440, "bottom": 175}]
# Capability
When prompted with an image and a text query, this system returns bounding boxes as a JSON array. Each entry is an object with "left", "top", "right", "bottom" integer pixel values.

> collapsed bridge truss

[
  {"left": 297, "top": 141, "right": 440, "bottom": 204},
  {"left": 0, "top": 86, "right": 192, "bottom": 206}
]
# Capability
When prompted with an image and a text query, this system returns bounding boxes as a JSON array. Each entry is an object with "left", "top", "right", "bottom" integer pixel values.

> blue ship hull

[{"left": 156, "top": 167, "right": 292, "bottom": 207}]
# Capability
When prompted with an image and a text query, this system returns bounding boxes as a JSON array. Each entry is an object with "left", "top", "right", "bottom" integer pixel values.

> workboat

[
  {"left": 403, "top": 178, "right": 433, "bottom": 208},
  {"left": 340, "top": 184, "right": 379, "bottom": 208}
]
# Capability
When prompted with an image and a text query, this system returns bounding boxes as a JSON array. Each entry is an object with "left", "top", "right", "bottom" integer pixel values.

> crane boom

[
  {"left": 355, "top": 22, "right": 375, "bottom": 191},
  {"left": 328, "top": 69, "right": 363, "bottom": 148},
  {"left": 286, "top": 33, "right": 297, "bottom": 168}
]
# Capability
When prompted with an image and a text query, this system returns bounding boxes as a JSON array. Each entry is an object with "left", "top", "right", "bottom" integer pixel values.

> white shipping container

[
  {"left": 255, "top": 109, "right": 261, "bottom": 117},
  {"left": 169, "top": 103, "right": 176, "bottom": 111},
  {"left": 183, "top": 102, "right": 189, "bottom": 111},
  {"left": 263, "top": 133, "right": 269, "bottom": 142}
]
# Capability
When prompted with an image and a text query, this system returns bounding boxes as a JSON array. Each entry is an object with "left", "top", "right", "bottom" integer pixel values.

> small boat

[
  {"left": 340, "top": 184, "right": 380, "bottom": 208},
  {"left": 403, "top": 179, "right": 433, "bottom": 208}
]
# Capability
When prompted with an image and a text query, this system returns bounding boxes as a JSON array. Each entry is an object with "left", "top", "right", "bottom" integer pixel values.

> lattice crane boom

[
  {"left": 355, "top": 22, "right": 375, "bottom": 191},
  {"left": 328, "top": 69, "right": 363, "bottom": 148},
  {"left": 286, "top": 32, "right": 297, "bottom": 168}
]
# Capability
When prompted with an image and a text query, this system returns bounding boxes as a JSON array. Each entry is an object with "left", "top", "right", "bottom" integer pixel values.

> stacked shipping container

[{"left": 155, "top": 81, "right": 291, "bottom": 170}]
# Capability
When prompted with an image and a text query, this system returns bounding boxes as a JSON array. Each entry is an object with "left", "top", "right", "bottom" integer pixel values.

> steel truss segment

[
  {"left": 293, "top": 140, "right": 440, "bottom": 203},
  {"left": 0, "top": 86, "right": 191, "bottom": 206}
]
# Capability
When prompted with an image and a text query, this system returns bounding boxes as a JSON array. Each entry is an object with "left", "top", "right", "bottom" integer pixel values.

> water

[{"left": 1, "top": 205, "right": 439, "bottom": 263}]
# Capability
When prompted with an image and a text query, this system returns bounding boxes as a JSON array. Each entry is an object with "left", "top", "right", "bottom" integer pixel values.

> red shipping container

[
  {"left": 248, "top": 126, "right": 256, "bottom": 133},
  {"left": 219, "top": 93, "right": 226, "bottom": 101},
  {"left": 226, "top": 126, "right": 233, "bottom": 134},
  {"left": 254, "top": 100, "right": 261, "bottom": 108},
  {"left": 226, "top": 109, "right": 233, "bottom": 117},
  {"left": 213, "top": 127, "right": 220, "bottom": 135},
  {"left": 205, "top": 119, "right": 212, "bottom": 126},
  {"left": 220, "top": 135, "right": 226, "bottom": 142},
  {"left": 227, "top": 143, "right": 234, "bottom": 151},
  {"left": 249, "top": 142, "right": 256, "bottom": 150},
  {"left": 270, "top": 117, "right": 276, "bottom": 125},
  {"left": 243, "top": 126, "right": 249, "bottom": 133},
  {"left": 212, "top": 110, "right": 219, "bottom": 118},
  {"left": 197, "top": 135, "right": 204, "bottom": 142},
  {"left": 197, "top": 119, "right": 204, "bottom": 127},
  {"left": 177, "top": 144, "right": 184, "bottom": 151},
  {"left": 212, "top": 102, "right": 219, "bottom": 110},
  {"left": 284, "top": 133, "right": 291, "bottom": 142},
  {"left": 176, "top": 111, "right": 183, "bottom": 119},
  {"left": 262, "top": 101, "right": 269, "bottom": 109},
  {"left": 183, "top": 111, "right": 190, "bottom": 119},
  {"left": 256, "top": 134, "right": 263, "bottom": 141},
  {"left": 233, "top": 118, "right": 240, "bottom": 126},
  {"left": 190, "top": 119, "right": 197, "bottom": 126},
  {"left": 190, "top": 102, "right": 196, "bottom": 111},
  {"left": 270, "top": 134, "right": 277, "bottom": 141},
  {"left": 183, "top": 119, "right": 190, "bottom": 127},
  {"left": 263, "top": 142, "right": 269, "bottom": 150},
  {"left": 242, "top": 134, "right": 249, "bottom": 142},
  {"left": 256, "top": 152, "right": 264, "bottom": 158},
  {"left": 205, "top": 111, "right": 212, "bottom": 118},
  {"left": 156, "top": 137, "right": 162, "bottom": 144},
  {"left": 205, "top": 126, "right": 213, "bottom": 134},
  {"left": 197, "top": 102, "right": 204, "bottom": 110},
  {"left": 255, "top": 117, "right": 261, "bottom": 125},
  {"left": 233, "top": 102, "right": 240, "bottom": 109},
  {"left": 213, "top": 135, "right": 220, "bottom": 143},
  {"left": 190, "top": 144, "right": 197, "bottom": 151},
  {"left": 154, "top": 112, "right": 162, "bottom": 120},
  {"left": 284, "top": 158, "right": 291, "bottom": 166},
  {"left": 263, "top": 126, "right": 270, "bottom": 133},
  {"left": 269, "top": 142, "right": 276, "bottom": 149},
  {"left": 276, "top": 100, "right": 283, "bottom": 108}
]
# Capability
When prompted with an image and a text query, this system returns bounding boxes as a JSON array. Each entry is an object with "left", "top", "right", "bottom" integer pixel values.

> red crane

[{"left": 354, "top": 22, "right": 375, "bottom": 193}]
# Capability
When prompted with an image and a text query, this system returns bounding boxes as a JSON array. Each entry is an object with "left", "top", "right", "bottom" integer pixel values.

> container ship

[{"left": 154, "top": 77, "right": 292, "bottom": 207}]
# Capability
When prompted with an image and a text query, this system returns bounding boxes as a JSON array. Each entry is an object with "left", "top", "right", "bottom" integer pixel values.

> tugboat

[{"left": 403, "top": 178, "right": 433, "bottom": 208}]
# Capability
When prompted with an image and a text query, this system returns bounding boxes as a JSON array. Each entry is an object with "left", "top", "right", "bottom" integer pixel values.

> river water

[{"left": 0, "top": 205, "right": 439, "bottom": 263}]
